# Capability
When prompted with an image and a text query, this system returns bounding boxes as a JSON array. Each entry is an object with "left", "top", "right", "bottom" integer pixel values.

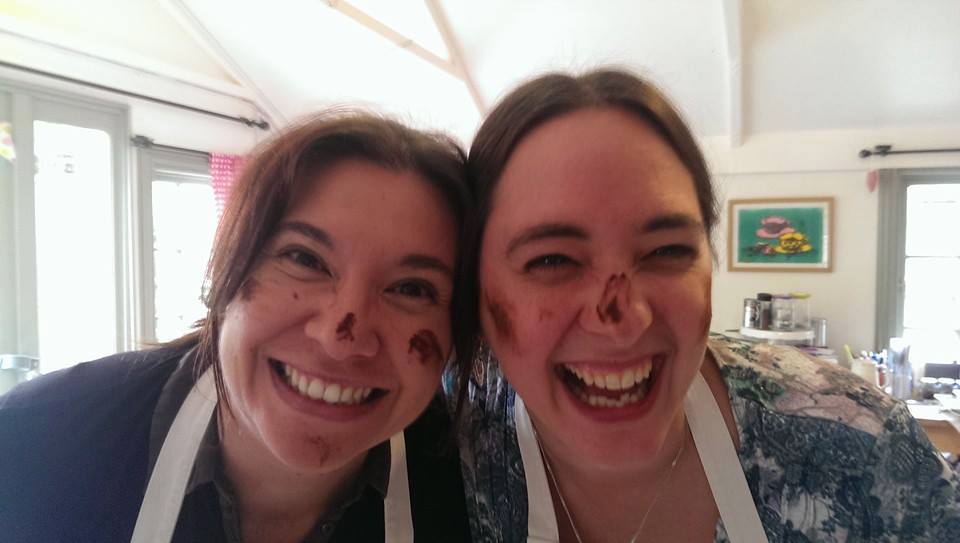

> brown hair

[
  {"left": 169, "top": 109, "right": 471, "bottom": 412},
  {"left": 453, "top": 68, "right": 718, "bottom": 417}
]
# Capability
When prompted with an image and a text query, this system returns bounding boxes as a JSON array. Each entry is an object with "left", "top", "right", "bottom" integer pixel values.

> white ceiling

[{"left": 2, "top": 0, "right": 958, "bottom": 145}]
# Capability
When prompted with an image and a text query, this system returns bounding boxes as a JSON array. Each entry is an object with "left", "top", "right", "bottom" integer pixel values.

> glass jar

[
  {"left": 772, "top": 294, "right": 794, "bottom": 331},
  {"left": 789, "top": 292, "right": 811, "bottom": 330}
]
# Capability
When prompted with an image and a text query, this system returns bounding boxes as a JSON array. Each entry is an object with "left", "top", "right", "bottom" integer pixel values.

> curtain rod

[
  {"left": 0, "top": 60, "right": 269, "bottom": 130},
  {"left": 131, "top": 135, "right": 209, "bottom": 158},
  {"left": 858, "top": 144, "right": 960, "bottom": 158}
]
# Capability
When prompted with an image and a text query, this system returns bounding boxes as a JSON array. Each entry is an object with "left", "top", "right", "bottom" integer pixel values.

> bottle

[
  {"left": 889, "top": 338, "right": 913, "bottom": 400},
  {"left": 756, "top": 293, "right": 773, "bottom": 330},
  {"left": 742, "top": 298, "right": 761, "bottom": 329}
]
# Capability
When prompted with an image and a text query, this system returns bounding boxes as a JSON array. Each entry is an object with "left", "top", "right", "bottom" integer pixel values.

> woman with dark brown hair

[
  {"left": 0, "top": 110, "right": 473, "bottom": 542},
  {"left": 449, "top": 68, "right": 960, "bottom": 542}
]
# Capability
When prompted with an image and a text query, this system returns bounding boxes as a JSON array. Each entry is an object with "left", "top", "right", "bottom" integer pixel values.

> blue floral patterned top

[{"left": 445, "top": 335, "right": 960, "bottom": 542}]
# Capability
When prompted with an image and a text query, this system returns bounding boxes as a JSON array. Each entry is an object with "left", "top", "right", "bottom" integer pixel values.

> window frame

[{"left": 135, "top": 146, "right": 212, "bottom": 344}]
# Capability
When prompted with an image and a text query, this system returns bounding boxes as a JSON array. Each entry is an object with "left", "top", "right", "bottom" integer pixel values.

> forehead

[
  {"left": 488, "top": 108, "right": 700, "bottom": 230},
  {"left": 284, "top": 159, "right": 457, "bottom": 254}
]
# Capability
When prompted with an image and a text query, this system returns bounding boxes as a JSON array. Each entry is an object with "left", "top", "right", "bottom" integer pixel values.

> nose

[
  {"left": 304, "top": 284, "right": 381, "bottom": 361},
  {"left": 577, "top": 272, "right": 653, "bottom": 346}
]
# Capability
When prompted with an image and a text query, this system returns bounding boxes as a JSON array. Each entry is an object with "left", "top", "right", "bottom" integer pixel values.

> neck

[
  {"left": 537, "top": 408, "right": 691, "bottom": 543},
  {"left": 218, "top": 412, "right": 367, "bottom": 529}
]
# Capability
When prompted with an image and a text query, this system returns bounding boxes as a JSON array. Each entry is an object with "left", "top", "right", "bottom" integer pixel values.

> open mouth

[
  {"left": 558, "top": 357, "right": 662, "bottom": 408},
  {"left": 269, "top": 358, "right": 385, "bottom": 406}
]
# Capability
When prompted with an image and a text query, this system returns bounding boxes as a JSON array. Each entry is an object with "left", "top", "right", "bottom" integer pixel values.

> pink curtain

[{"left": 209, "top": 153, "right": 247, "bottom": 216}]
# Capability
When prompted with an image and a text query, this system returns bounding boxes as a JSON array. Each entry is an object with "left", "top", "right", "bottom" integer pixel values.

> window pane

[
  {"left": 905, "top": 183, "right": 960, "bottom": 257},
  {"left": 903, "top": 257, "right": 960, "bottom": 330},
  {"left": 151, "top": 180, "right": 216, "bottom": 342},
  {"left": 34, "top": 121, "right": 117, "bottom": 373},
  {"left": 903, "top": 328, "right": 960, "bottom": 365}
]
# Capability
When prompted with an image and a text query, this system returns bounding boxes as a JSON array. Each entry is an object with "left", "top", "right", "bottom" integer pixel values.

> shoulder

[
  {"left": 708, "top": 336, "right": 960, "bottom": 540},
  {"left": 709, "top": 335, "right": 895, "bottom": 437},
  {"left": 0, "top": 344, "right": 191, "bottom": 541},
  {"left": 445, "top": 348, "right": 527, "bottom": 543}
]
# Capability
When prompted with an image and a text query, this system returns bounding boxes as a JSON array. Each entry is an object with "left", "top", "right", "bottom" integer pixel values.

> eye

[
  {"left": 278, "top": 247, "right": 331, "bottom": 276},
  {"left": 647, "top": 245, "right": 697, "bottom": 260},
  {"left": 523, "top": 253, "right": 578, "bottom": 273},
  {"left": 388, "top": 279, "right": 439, "bottom": 303}
]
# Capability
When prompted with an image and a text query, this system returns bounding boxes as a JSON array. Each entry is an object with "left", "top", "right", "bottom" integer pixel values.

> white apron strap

[
  {"left": 684, "top": 372, "right": 768, "bottom": 543},
  {"left": 514, "top": 395, "right": 561, "bottom": 542},
  {"left": 131, "top": 368, "right": 217, "bottom": 543},
  {"left": 384, "top": 431, "right": 414, "bottom": 543}
]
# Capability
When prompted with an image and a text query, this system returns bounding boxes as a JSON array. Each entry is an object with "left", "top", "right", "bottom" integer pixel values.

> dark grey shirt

[{"left": 148, "top": 351, "right": 388, "bottom": 543}]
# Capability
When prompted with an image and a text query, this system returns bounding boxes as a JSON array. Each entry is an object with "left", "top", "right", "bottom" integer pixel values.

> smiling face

[
  {"left": 218, "top": 159, "right": 456, "bottom": 473},
  {"left": 479, "top": 108, "right": 713, "bottom": 469}
]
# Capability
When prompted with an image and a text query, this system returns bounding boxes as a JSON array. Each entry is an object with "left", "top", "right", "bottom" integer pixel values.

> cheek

[{"left": 407, "top": 329, "right": 443, "bottom": 365}]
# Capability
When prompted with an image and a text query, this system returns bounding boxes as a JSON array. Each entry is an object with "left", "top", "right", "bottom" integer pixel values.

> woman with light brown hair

[
  {"left": 1, "top": 110, "right": 473, "bottom": 542},
  {"left": 449, "top": 68, "right": 960, "bottom": 542}
]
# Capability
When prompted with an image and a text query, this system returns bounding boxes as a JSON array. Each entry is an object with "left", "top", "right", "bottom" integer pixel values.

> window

[
  {"left": 137, "top": 147, "right": 217, "bottom": 343},
  {"left": 876, "top": 169, "right": 960, "bottom": 366},
  {"left": 0, "top": 81, "right": 131, "bottom": 375}
]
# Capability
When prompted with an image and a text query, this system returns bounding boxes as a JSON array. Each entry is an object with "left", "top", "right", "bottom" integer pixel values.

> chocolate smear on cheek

[
  {"left": 484, "top": 292, "right": 515, "bottom": 344},
  {"left": 335, "top": 312, "right": 356, "bottom": 341},
  {"left": 596, "top": 273, "right": 628, "bottom": 324},
  {"left": 408, "top": 330, "right": 442, "bottom": 365}
]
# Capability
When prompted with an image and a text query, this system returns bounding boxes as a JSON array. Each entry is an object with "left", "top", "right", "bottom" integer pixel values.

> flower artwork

[{"left": 727, "top": 198, "right": 833, "bottom": 272}]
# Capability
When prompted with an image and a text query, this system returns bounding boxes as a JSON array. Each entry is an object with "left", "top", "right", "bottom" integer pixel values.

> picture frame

[{"left": 727, "top": 197, "right": 834, "bottom": 272}]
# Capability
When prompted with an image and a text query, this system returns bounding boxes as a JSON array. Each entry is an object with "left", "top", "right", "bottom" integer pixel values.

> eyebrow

[
  {"left": 398, "top": 254, "right": 454, "bottom": 279},
  {"left": 276, "top": 221, "right": 334, "bottom": 249},
  {"left": 505, "top": 222, "right": 589, "bottom": 256},
  {"left": 637, "top": 213, "right": 704, "bottom": 234}
]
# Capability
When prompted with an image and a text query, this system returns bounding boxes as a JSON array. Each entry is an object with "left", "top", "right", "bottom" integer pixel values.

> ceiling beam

[
  {"left": 159, "top": 0, "right": 287, "bottom": 129},
  {"left": 324, "top": 0, "right": 460, "bottom": 78},
  {"left": 721, "top": 0, "right": 744, "bottom": 147},
  {"left": 424, "top": 0, "right": 486, "bottom": 114}
]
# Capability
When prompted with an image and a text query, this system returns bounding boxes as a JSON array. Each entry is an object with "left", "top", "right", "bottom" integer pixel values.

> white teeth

[
  {"left": 307, "top": 379, "right": 325, "bottom": 400},
  {"left": 565, "top": 361, "right": 653, "bottom": 391},
  {"left": 323, "top": 383, "right": 341, "bottom": 403},
  {"left": 574, "top": 387, "right": 647, "bottom": 409},
  {"left": 278, "top": 362, "right": 375, "bottom": 405},
  {"left": 605, "top": 373, "right": 621, "bottom": 390}
]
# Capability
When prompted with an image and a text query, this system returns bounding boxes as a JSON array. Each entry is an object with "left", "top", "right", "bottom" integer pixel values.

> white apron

[
  {"left": 516, "top": 372, "right": 769, "bottom": 543},
  {"left": 130, "top": 368, "right": 415, "bottom": 543}
]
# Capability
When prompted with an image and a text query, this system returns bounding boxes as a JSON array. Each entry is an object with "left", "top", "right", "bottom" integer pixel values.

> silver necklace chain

[{"left": 536, "top": 425, "right": 687, "bottom": 543}]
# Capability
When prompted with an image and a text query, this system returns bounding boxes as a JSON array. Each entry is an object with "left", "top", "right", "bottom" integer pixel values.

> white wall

[{"left": 703, "top": 124, "right": 960, "bottom": 352}]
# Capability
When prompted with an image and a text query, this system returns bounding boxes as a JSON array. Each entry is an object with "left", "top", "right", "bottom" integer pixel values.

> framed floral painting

[{"left": 727, "top": 197, "right": 834, "bottom": 272}]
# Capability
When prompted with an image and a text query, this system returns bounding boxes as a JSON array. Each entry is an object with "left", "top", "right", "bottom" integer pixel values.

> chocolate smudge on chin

[
  {"left": 484, "top": 292, "right": 515, "bottom": 344},
  {"left": 335, "top": 312, "right": 356, "bottom": 341},
  {"left": 596, "top": 273, "right": 628, "bottom": 324},
  {"left": 408, "top": 329, "right": 442, "bottom": 365}
]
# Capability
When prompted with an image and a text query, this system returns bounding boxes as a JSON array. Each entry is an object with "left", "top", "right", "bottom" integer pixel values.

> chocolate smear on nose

[
  {"left": 335, "top": 312, "right": 356, "bottom": 341},
  {"left": 596, "top": 273, "right": 629, "bottom": 324},
  {"left": 409, "top": 329, "right": 442, "bottom": 365}
]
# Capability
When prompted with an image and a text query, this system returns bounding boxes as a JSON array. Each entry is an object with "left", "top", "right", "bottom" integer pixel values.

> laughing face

[
  {"left": 218, "top": 159, "right": 456, "bottom": 473},
  {"left": 479, "top": 108, "right": 713, "bottom": 468}
]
